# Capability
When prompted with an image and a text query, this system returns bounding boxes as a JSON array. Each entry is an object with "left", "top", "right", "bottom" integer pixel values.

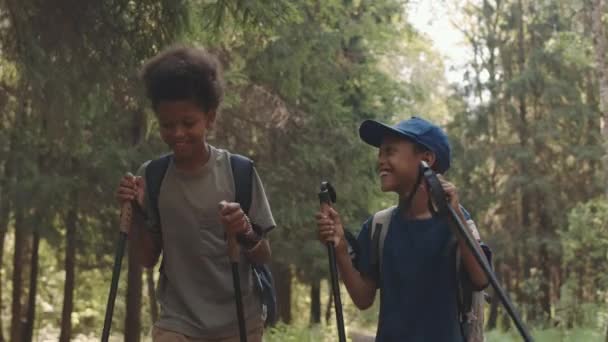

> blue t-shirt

[{"left": 356, "top": 209, "right": 464, "bottom": 342}]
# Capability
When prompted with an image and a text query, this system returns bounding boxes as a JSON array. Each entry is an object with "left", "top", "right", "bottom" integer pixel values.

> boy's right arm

[
  {"left": 317, "top": 208, "right": 377, "bottom": 310},
  {"left": 131, "top": 205, "right": 162, "bottom": 267},
  {"left": 116, "top": 174, "right": 162, "bottom": 268}
]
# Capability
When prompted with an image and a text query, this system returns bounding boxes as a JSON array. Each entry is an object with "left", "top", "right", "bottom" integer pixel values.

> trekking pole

[
  {"left": 220, "top": 201, "right": 247, "bottom": 342},
  {"left": 318, "top": 181, "right": 347, "bottom": 342},
  {"left": 101, "top": 173, "right": 133, "bottom": 342},
  {"left": 420, "top": 161, "right": 534, "bottom": 342}
]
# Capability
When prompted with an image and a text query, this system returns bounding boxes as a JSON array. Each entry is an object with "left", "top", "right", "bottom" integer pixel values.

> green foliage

[
  {"left": 5, "top": 0, "right": 608, "bottom": 339},
  {"left": 447, "top": 0, "right": 606, "bottom": 327},
  {"left": 558, "top": 197, "right": 608, "bottom": 318},
  {"left": 561, "top": 198, "right": 608, "bottom": 266},
  {"left": 265, "top": 323, "right": 332, "bottom": 342},
  {"left": 257, "top": 278, "right": 378, "bottom": 341},
  {"left": 487, "top": 327, "right": 603, "bottom": 342},
  {"left": 554, "top": 279, "right": 604, "bottom": 328},
  {"left": 258, "top": 320, "right": 608, "bottom": 342}
]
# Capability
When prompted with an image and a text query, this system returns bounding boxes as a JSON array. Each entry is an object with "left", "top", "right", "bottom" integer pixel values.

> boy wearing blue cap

[{"left": 316, "top": 117, "right": 490, "bottom": 341}]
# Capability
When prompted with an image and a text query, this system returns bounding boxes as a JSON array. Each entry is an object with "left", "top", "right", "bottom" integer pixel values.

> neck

[
  {"left": 398, "top": 185, "right": 432, "bottom": 220},
  {"left": 173, "top": 142, "right": 210, "bottom": 171}
]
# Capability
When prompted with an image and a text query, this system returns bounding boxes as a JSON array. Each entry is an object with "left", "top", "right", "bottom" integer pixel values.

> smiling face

[
  {"left": 377, "top": 134, "right": 435, "bottom": 198},
  {"left": 157, "top": 100, "right": 215, "bottom": 163}
]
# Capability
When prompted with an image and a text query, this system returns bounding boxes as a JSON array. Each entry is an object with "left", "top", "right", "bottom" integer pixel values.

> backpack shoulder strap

[
  {"left": 370, "top": 205, "right": 396, "bottom": 282},
  {"left": 145, "top": 154, "right": 172, "bottom": 225},
  {"left": 229, "top": 154, "right": 254, "bottom": 215},
  {"left": 229, "top": 154, "right": 278, "bottom": 326}
]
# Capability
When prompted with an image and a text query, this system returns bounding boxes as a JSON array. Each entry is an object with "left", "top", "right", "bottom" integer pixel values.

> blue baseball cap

[{"left": 359, "top": 116, "right": 452, "bottom": 173}]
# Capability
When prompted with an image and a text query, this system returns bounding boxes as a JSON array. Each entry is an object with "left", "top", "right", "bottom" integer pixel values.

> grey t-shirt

[{"left": 138, "top": 145, "right": 276, "bottom": 338}]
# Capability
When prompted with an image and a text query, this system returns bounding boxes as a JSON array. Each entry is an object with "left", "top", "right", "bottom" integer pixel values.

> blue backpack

[{"left": 145, "top": 153, "right": 278, "bottom": 327}]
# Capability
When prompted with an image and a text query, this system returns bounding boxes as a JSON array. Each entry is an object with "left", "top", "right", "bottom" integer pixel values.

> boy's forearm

[
  {"left": 334, "top": 247, "right": 377, "bottom": 310},
  {"left": 244, "top": 239, "right": 271, "bottom": 264},
  {"left": 452, "top": 209, "right": 489, "bottom": 289},
  {"left": 131, "top": 209, "right": 162, "bottom": 268},
  {"left": 459, "top": 239, "right": 489, "bottom": 289}
]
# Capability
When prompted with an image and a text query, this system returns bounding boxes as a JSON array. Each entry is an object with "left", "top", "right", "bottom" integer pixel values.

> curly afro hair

[{"left": 141, "top": 45, "right": 224, "bottom": 113}]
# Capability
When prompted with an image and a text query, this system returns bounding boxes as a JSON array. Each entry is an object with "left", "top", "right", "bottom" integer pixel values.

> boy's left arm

[
  {"left": 452, "top": 208, "right": 490, "bottom": 290},
  {"left": 241, "top": 168, "right": 276, "bottom": 264},
  {"left": 239, "top": 222, "right": 271, "bottom": 264},
  {"left": 438, "top": 176, "right": 490, "bottom": 290}
]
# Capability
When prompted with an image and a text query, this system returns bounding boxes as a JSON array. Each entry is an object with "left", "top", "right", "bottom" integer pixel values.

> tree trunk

[
  {"left": 500, "top": 264, "right": 513, "bottom": 332},
  {"left": 538, "top": 208, "right": 552, "bottom": 320},
  {"left": 10, "top": 205, "right": 25, "bottom": 342},
  {"left": 325, "top": 288, "right": 333, "bottom": 324},
  {"left": 487, "top": 262, "right": 501, "bottom": 330},
  {"left": 487, "top": 288, "right": 500, "bottom": 330},
  {"left": 0, "top": 223, "right": 6, "bottom": 342},
  {"left": 551, "top": 264, "right": 561, "bottom": 303},
  {"left": 592, "top": 0, "right": 608, "bottom": 194},
  {"left": 23, "top": 229, "right": 40, "bottom": 342},
  {"left": 515, "top": 0, "right": 536, "bottom": 322},
  {"left": 273, "top": 262, "right": 292, "bottom": 323},
  {"left": 59, "top": 206, "right": 78, "bottom": 342},
  {"left": 516, "top": 0, "right": 530, "bottom": 229},
  {"left": 146, "top": 268, "right": 159, "bottom": 324},
  {"left": 577, "top": 264, "right": 584, "bottom": 301},
  {"left": 591, "top": 0, "right": 608, "bottom": 339},
  {"left": 125, "top": 245, "right": 142, "bottom": 342},
  {"left": 8, "top": 94, "right": 25, "bottom": 342},
  {"left": 310, "top": 279, "right": 321, "bottom": 324},
  {"left": 0, "top": 164, "right": 10, "bottom": 342}
]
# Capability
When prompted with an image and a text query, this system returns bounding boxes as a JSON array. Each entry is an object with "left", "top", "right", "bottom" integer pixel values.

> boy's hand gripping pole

[
  {"left": 420, "top": 161, "right": 534, "bottom": 342},
  {"left": 318, "top": 182, "right": 346, "bottom": 342},
  {"left": 102, "top": 173, "right": 133, "bottom": 342},
  {"left": 220, "top": 201, "right": 247, "bottom": 342}
]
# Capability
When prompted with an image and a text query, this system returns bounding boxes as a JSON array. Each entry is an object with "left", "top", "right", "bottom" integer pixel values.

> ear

[
  {"left": 205, "top": 110, "right": 217, "bottom": 129},
  {"left": 421, "top": 151, "right": 436, "bottom": 168}
]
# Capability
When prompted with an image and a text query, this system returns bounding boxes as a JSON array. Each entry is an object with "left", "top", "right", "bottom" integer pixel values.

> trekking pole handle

[
  {"left": 120, "top": 172, "right": 135, "bottom": 235},
  {"left": 318, "top": 181, "right": 337, "bottom": 207},
  {"left": 219, "top": 201, "right": 240, "bottom": 262},
  {"left": 319, "top": 181, "right": 338, "bottom": 240}
]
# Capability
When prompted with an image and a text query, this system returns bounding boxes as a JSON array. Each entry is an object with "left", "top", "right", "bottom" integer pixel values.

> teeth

[{"left": 379, "top": 171, "right": 390, "bottom": 177}]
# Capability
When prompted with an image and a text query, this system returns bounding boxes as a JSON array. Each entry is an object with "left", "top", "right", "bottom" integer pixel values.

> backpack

[
  {"left": 144, "top": 153, "right": 278, "bottom": 327},
  {"left": 369, "top": 206, "right": 488, "bottom": 342}
]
